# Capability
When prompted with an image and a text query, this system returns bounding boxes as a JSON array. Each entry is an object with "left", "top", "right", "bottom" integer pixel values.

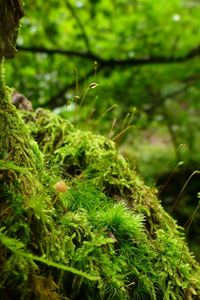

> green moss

[
  {"left": 0, "top": 107, "right": 199, "bottom": 299},
  {"left": 0, "top": 70, "right": 43, "bottom": 198}
]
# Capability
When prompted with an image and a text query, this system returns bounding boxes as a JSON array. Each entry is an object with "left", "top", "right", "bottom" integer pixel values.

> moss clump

[
  {"left": 0, "top": 97, "right": 199, "bottom": 298},
  {"left": 0, "top": 108, "right": 193, "bottom": 300}
]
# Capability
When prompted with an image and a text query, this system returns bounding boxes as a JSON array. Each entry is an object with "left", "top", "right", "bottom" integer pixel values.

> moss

[{"left": 0, "top": 106, "right": 199, "bottom": 299}]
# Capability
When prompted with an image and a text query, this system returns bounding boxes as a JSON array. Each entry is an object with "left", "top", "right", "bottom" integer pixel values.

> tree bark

[{"left": 0, "top": 0, "right": 24, "bottom": 59}]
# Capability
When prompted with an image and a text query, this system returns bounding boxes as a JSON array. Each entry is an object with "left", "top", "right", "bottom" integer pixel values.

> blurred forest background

[{"left": 6, "top": 0, "right": 200, "bottom": 259}]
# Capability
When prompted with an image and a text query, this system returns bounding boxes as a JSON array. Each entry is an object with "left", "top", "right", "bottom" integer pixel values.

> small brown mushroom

[
  {"left": 52, "top": 180, "right": 68, "bottom": 207},
  {"left": 54, "top": 180, "right": 68, "bottom": 193}
]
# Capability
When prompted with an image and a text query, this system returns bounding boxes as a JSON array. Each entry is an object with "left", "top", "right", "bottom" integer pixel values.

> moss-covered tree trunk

[
  {"left": 0, "top": 0, "right": 43, "bottom": 195},
  {"left": 0, "top": 4, "right": 50, "bottom": 297}
]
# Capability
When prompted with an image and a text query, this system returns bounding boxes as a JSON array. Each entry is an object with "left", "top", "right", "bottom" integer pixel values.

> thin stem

[
  {"left": 177, "top": 199, "right": 200, "bottom": 268},
  {"left": 162, "top": 104, "right": 181, "bottom": 162},
  {"left": 170, "top": 170, "right": 200, "bottom": 214},
  {"left": 94, "top": 104, "right": 118, "bottom": 127},
  {"left": 0, "top": 58, "right": 6, "bottom": 99},
  {"left": 79, "top": 87, "right": 89, "bottom": 108},
  {"left": 0, "top": 58, "right": 5, "bottom": 90},
  {"left": 158, "top": 160, "right": 184, "bottom": 196},
  {"left": 112, "top": 125, "right": 134, "bottom": 144}
]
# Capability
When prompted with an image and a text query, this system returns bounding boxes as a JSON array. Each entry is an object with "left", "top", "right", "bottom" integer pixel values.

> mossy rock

[{"left": 0, "top": 105, "right": 200, "bottom": 300}]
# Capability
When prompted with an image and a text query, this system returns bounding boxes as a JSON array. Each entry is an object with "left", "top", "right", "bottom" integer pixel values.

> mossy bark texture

[
  {"left": 0, "top": 0, "right": 43, "bottom": 195},
  {"left": 0, "top": 0, "right": 24, "bottom": 58}
]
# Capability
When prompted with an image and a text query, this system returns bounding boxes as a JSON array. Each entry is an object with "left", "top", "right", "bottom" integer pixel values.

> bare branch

[
  {"left": 17, "top": 46, "right": 98, "bottom": 60},
  {"left": 17, "top": 44, "right": 200, "bottom": 67},
  {"left": 16, "top": 44, "right": 200, "bottom": 108}
]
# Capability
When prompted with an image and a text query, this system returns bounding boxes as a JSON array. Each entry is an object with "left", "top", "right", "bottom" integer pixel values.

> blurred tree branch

[
  {"left": 17, "top": 46, "right": 98, "bottom": 60},
  {"left": 142, "top": 74, "right": 200, "bottom": 161},
  {"left": 144, "top": 74, "right": 200, "bottom": 116},
  {"left": 65, "top": 0, "right": 91, "bottom": 51},
  {"left": 16, "top": 44, "right": 200, "bottom": 107},
  {"left": 17, "top": 44, "right": 200, "bottom": 67}
]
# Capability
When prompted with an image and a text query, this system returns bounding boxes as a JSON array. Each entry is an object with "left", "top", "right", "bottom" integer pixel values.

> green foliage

[{"left": 5, "top": 0, "right": 200, "bottom": 137}]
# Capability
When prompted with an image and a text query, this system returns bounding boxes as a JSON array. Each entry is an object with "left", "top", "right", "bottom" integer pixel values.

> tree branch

[
  {"left": 144, "top": 75, "right": 200, "bottom": 116},
  {"left": 17, "top": 46, "right": 99, "bottom": 60},
  {"left": 65, "top": 0, "right": 91, "bottom": 51},
  {"left": 17, "top": 44, "right": 200, "bottom": 67},
  {"left": 16, "top": 44, "right": 200, "bottom": 108}
]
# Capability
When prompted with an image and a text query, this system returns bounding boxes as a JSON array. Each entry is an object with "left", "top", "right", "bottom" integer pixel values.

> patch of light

[
  {"left": 53, "top": 105, "right": 67, "bottom": 114},
  {"left": 128, "top": 51, "right": 135, "bottom": 58},
  {"left": 17, "top": 36, "right": 24, "bottom": 46},
  {"left": 67, "top": 102, "right": 76, "bottom": 112},
  {"left": 172, "top": 14, "right": 181, "bottom": 22},
  {"left": 30, "top": 25, "right": 37, "bottom": 33},
  {"left": 76, "top": 1, "right": 84, "bottom": 8}
]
